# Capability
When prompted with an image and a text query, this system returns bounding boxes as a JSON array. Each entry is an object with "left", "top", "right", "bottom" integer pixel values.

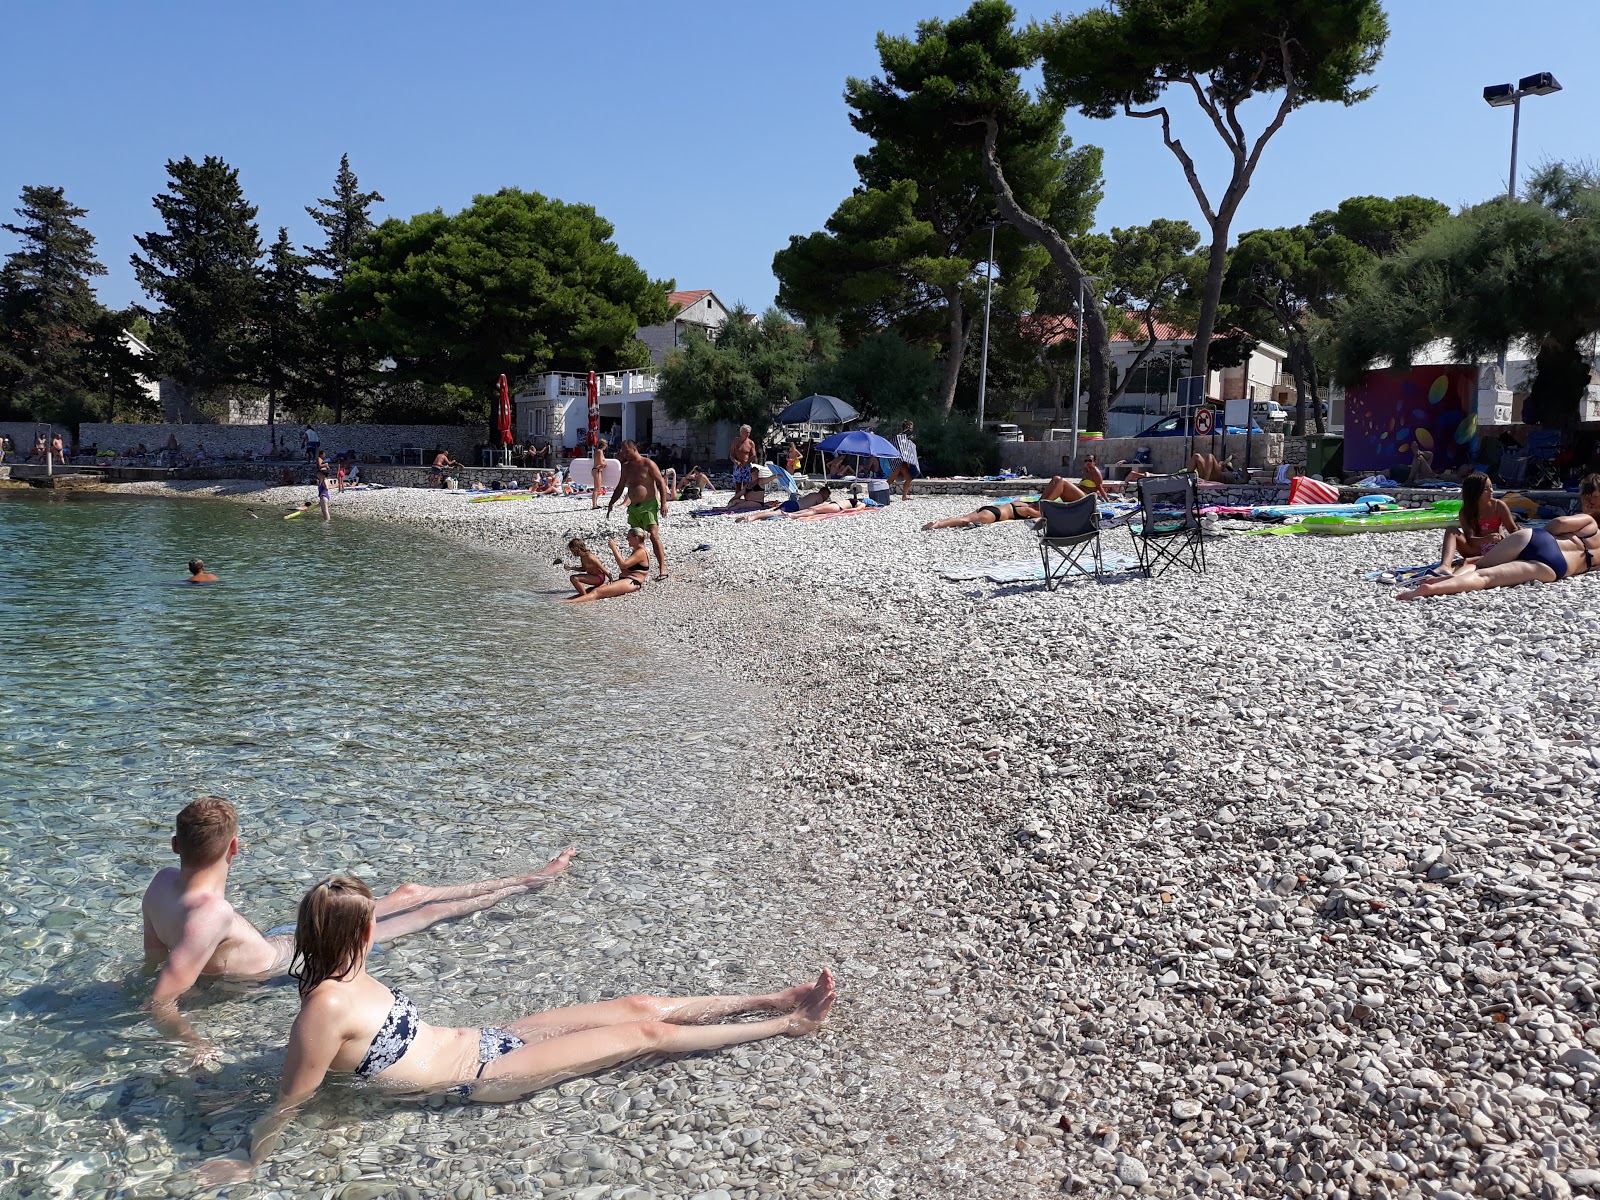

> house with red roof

[{"left": 636, "top": 289, "right": 732, "bottom": 364}]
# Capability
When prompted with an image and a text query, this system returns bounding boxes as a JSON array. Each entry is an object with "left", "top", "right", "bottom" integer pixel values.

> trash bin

[{"left": 1305, "top": 434, "right": 1344, "bottom": 478}]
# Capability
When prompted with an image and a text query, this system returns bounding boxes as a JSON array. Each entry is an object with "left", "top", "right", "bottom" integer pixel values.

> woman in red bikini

[{"left": 1436, "top": 472, "right": 1517, "bottom": 576}]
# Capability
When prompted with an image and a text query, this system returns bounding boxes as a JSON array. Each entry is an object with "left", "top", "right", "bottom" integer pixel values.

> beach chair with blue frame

[
  {"left": 1035, "top": 496, "right": 1102, "bottom": 589},
  {"left": 1132, "top": 472, "right": 1206, "bottom": 578}
]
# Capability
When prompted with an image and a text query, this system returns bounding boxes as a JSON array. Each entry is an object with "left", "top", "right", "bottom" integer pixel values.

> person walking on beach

[
  {"left": 729, "top": 425, "right": 757, "bottom": 491},
  {"left": 302, "top": 424, "right": 320, "bottom": 463},
  {"left": 196, "top": 875, "right": 834, "bottom": 1185},
  {"left": 142, "top": 797, "right": 574, "bottom": 1056},
  {"left": 591, "top": 438, "right": 608, "bottom": 510},
  {"left": 186, "top": 559, "right": 219, "bottom": 583},
  {"left": 608, "top": 440, "right": 670, "bottom": 579},
  {"left": 887, "top": 421, "right": 921, "bottom": 501}
]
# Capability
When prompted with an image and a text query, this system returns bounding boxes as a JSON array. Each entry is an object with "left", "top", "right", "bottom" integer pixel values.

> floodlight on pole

[
  {"left": 976, "top": 221, "right": 1000, "bottom": 431},
  {"left": 1482, "top": 71, "right": 1562, "bottom": 200}
]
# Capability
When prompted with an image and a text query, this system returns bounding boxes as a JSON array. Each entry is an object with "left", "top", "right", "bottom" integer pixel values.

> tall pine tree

[
  {"left": 0, "top": 185, "right": 115, "bottom": 422},
  {"left": 257, "top": 227, "right": 315, "bottom": 434},
  {"left": 304, "top": 154, "right": 384, "bottom": 422},
  {"left": 131, "top": 156, "right": 263, "bottom": 418}
]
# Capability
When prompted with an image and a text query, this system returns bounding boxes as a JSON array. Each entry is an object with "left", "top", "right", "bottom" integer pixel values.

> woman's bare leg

[
  {"left": 564, "top": 579, "right": 642, "bottom": 604},
  {"left": 504, "top": 971, "right": 834, "bottom": 1043},
  {"left": 471, "top": 973, "right": 836, "bottom": 1098},
  {"left": 373, "top": 850, "right": 574, "bottom": 919},
  {"left": 1039, "top": 476, "right": 1088, "bottom": 503},
  {"left": 372, "top": 859, "right": 576, "bottom": 940},
  {"left": 1397, "top": 560, "right": 1552, "bottom": 600}
]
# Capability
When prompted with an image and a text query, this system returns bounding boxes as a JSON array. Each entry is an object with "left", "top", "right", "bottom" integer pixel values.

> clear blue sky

[{"left": 3, "top": 0, "right": 1596, "bottom": 315}]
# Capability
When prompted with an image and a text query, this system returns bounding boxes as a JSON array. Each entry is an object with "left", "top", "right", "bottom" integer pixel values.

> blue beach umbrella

[
  {"left": 816, "top": 430, "right": 900, "bottom": 459},
  {"left": 778, "top": 394, "right": 860, "bottom": 425}
]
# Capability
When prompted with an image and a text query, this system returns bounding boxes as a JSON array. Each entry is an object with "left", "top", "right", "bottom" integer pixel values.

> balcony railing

[{"left": 524, "top": 370, "right": 661, "bottom": 399}]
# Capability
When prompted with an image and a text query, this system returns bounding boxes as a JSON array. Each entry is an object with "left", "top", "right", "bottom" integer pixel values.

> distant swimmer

[
  {"left": 196, "top": 874, "right": 834, "bottom": 1185},
  {"left": 186, "top": 558, "right": 220, "bottom": 583},
  {"left": 142, "top": 796, "right": 574, "bottom": 1057}
]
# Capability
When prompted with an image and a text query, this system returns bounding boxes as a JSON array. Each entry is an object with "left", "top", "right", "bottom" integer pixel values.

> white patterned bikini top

[{"left": 354, "top": 988, "right": 419, "bottom": 1078}]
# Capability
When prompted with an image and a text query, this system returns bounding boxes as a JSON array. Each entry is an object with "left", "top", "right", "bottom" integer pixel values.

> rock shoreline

[{"left": 113, "top": 480, "right": 1600, "bottom": 1199}]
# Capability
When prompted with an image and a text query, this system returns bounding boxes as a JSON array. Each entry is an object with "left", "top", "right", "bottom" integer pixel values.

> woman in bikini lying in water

[
  {"left": 920, "top": 476, "right": 1090, "bottom": 531},
  {"left": 200, "top": 876, "right": 835, "bottom": 1184},
  {"left": 1397, "top": 512, "right": 1599, "bottom": 600}
]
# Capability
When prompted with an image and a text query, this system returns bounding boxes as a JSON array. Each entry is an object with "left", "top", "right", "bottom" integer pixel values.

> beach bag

[{"left": 1288, "top": 476, "right": 1339, "bottom": 505}]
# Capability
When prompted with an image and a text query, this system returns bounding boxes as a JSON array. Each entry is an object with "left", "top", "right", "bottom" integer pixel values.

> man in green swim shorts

[{"left": 609, "top": 440, "right": 671, "bottom": 579}]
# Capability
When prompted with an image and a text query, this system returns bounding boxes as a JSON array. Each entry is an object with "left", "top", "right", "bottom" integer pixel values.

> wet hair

[
  {"left": 290, "top": 875, "right": 376, "bottom": 999},
  {"left": 188, "top": 558, "right": 204, "bottom": 574},
  {"left": 1459, "top": 471, "right": 1492, "bottom": 537},
  {"left": 174, "top": 796, "right": 238, "bottom": 867}
]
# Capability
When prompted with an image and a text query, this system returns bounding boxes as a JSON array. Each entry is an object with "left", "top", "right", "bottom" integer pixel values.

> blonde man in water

[
  {"left": 198, "top": 875, "right": 835, "bottom": 1185},
  {"left": 142, "top": 797, "right": 573, "bottom": 1054}
]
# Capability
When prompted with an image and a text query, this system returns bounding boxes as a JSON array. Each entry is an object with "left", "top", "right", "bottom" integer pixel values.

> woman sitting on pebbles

[
  {"left": 563, "top": 530, "right": 651, "bottom": 603},
  {"left": 1397, "top": 513, "right": 1599, "bottom": 600},
  {"left": 200, "top": 876, "right": 835, "bottom": 1184}
]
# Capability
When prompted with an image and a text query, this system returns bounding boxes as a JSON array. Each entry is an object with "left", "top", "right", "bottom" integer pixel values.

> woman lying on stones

[
  {"left": 199, "top": 876, "right": 836, "bottom": 1184},
  {"left": 920, "top": 476, "right": 1089, "bottom": 531},
  {"left": 1397, "top": 514, "right": 1599, "bottom": 600}
]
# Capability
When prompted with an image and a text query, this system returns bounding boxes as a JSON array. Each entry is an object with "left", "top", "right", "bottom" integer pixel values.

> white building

[
  {"left": 636, "top": 289, "right": 731, "bottom": 364},
  {"left": 1021, "top": 316, "right": 1289, "bottom": 437},
  {"left": 514, "top": 288, "right": 735, "bottom": 460}
]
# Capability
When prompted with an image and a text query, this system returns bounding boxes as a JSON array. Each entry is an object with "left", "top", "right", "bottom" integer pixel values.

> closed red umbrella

[
  {"left": 586, "top": 370, "right": 600, "bottom": 449},
  {"left": 496, "top": 375, "right": 513, "bottom": 446}
]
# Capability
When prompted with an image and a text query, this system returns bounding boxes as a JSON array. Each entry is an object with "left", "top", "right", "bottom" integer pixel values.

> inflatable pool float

[{"left": 1299, "top": 499, "right": 1462, "bottom": 536}]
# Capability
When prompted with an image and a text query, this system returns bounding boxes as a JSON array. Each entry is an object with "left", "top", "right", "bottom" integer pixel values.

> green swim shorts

[{"left": 627, "top": 498, "right": 661, "bottom": 529}]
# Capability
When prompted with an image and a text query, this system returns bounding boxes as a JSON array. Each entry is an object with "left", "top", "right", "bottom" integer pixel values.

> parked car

[
  {"left": 1135, "top": 412, "right": 1263, "bottom": 437},
  {"left": 1106, "top": 397, "right": 1167, "bottom": 439},
  {"left": 1250, "top": 399, "right": 1290, "bottom": 424},
  {"left": 982, "top": 421, "right": 1025, "bottom": 443}
]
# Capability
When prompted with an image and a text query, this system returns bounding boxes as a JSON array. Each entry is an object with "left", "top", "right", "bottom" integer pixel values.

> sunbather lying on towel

[
  {"left": 736, "top": 487, "right": 869, "bottom": 522},
  {"left": 1397, "top": 516, "right": 1599, "bottom": 600},
  {"left": 921, "top": 477, "right": 1089, "bottom": 531}
]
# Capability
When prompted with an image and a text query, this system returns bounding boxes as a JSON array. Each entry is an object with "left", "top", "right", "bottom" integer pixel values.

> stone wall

[
  {"left": 77, "top": 422, "right": 481, "bottom": 461},
  {"left": 998, "top": 431, "right": 1285, "bottom": 477},
  {"left": 0, "top": 421, "right": 72, "bottom": 452}
]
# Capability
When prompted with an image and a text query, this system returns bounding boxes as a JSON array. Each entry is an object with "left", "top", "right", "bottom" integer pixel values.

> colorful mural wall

[{"left": 1344, "top": 364, "right": 1483, "bottom": 473}]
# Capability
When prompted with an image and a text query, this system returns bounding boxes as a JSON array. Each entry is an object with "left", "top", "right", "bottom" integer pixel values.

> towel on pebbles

[{"left": 940, "top": 552, "right": 1141, "bottom": 583}]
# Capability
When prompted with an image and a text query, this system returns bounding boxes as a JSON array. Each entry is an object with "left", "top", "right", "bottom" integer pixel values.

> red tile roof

[
  {"left": 1025, "top": 312, "right": 1197, "bottom": 346},
  {"left": 667, "top": 289, "right": 713, "bottom": 312}
]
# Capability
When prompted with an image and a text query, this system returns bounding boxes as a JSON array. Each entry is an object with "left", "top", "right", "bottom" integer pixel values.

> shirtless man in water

[
  {"left": 143, "top": 797, "right": 573, "bottom": 1052},
  {"left": 607, "top": 440, "right": 670, "bottom": 578}
]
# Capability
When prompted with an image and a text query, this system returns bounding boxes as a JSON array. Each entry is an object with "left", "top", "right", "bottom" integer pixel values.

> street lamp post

[
  {"left": 1070, "top": 274, "right": 1100, "bottom": 466},
  {"left": 1483, "top": 72, "right": 1562, "bottom": 201},
  {"left": 1483, "top": 72, "right": 1561, "bottom": 383},
  {"left": 975, "top": 222, "right": 999, "bottom": 431}
]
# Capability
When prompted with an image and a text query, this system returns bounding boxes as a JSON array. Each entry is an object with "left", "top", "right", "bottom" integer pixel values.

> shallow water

[{"left": 0, "top": 491, "right": 790, "bottom": 1198}]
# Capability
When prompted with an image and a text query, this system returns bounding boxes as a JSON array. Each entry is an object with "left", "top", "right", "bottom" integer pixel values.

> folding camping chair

[
  {"left": 1035, "top": 496, "right": 1102, "bottom": 589},
  {"left": 1133, "top": 472, "right": 1206, "bottom": 578}
]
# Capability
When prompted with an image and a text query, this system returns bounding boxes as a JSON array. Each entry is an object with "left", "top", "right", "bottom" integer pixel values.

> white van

[
  {"left": 1251, "top": 399, "right": 1289, "bottom": 424},
  {"left": 982, "top": 421, "right": 1025, "bottom": 443}
]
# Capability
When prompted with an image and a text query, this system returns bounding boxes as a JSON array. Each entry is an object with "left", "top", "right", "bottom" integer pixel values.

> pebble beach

[{"left": 99, "top": 480, "right": 1600, "bottom": 1198}]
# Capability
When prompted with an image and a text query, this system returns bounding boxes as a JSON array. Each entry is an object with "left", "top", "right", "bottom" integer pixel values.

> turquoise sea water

[{"left": 0, "top": 491, "right": 769, "bottom": 1197}]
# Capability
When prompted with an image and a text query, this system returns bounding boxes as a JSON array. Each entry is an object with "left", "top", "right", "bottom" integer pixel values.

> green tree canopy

[
  {"left": 131, "top": 156, "right": 264, "bottom": 414},
  {"left": 257, "top": 227, "right": 315, "bottom": 432},
  {"left": 775, "top": 21, "right": 1102, "bottom": 416},
  {"left": 857, "top": 1, "right": 1117, "bottom": 433},
  {"left": 1080, "top": 218, "right": 1206, "bottom": 405},
  {"left": 1038, "top": 0, "right": 1390, "bottom": 386},
  {"left": 303, "top": 154, "right": 385, "bottom": 423},
  {"left": 803, "top": 330, "right": 940, "bottom": 423},
  {"left": 338, "top": 189, "right": 669, "bottom": 423},
  {"left": 657, "top": 307, "right": 821, "bottom": 434},
  {"left": 1334, "top": 166, "right": 1600, "bottom": 429},
  {"left": 0, "top": 184, "right": 124, "bottom": 423}
]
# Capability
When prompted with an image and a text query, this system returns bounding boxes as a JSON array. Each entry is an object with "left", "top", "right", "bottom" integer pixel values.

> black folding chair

[
  {"left": 1133, "top": 472, "right": 1206, "bottom": 578},
  {"left": 1035, "top": 496, "right": 1102, "bottom": 589}
]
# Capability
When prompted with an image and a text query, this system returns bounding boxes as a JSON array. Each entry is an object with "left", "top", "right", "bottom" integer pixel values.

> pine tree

[
  {"left": 0, "top": 185, "right": 111, "bottom": 421},
  {"left": 258, "top": 227, "right": 315, "bottom": 434},
  {"left": 131, "top": 156, "right": 263, "bottom": 416},
  {"left": 304, "top": 154, "right": 384, "bottom": 422}
]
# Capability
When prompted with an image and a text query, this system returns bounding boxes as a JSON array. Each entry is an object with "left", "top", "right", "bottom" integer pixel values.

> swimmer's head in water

[
  {"left": 188, "top": 558, "right": 204, "bottom": 575},
  {"left": 174, "top": 796, "right": 238, "bottom": 868},
  {"left": 291, "top": 875, "right": 376, "bottom": 999}
]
